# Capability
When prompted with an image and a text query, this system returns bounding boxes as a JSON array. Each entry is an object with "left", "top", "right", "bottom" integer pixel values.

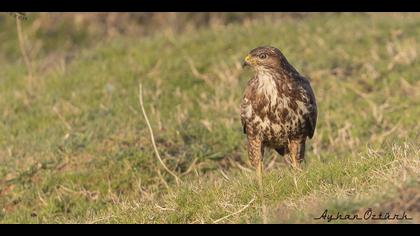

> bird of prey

[{"left": 240, "top": 46, "right": 317, "bottom": 178}]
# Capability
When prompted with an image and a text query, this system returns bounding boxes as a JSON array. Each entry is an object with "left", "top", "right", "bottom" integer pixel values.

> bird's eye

[{"left": 259, "top": 54, "right": 267, "bottom": 59}]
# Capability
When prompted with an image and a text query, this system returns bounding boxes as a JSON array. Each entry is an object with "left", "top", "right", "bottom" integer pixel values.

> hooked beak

[{"left": 242, "top": 54, "right": 253, "bottom": 68}]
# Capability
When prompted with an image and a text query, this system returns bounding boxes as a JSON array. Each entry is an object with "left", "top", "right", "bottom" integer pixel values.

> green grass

[{"left": 0, "top": 13, "right": 419, "bottom": 224}]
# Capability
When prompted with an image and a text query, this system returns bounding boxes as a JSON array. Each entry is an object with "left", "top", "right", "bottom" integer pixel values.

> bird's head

[{"left": 242, "top": 46, "right": 286, "bottom": 72}]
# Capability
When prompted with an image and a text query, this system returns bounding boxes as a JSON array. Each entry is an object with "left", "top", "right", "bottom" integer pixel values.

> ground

[{"left": 0, "top": 13, "right": 419, "bottom": 223}]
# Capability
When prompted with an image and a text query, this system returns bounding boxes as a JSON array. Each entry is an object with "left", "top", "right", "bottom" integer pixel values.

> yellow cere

[{"left": 245, "top": 54, "right": 255, "bottom": 65}]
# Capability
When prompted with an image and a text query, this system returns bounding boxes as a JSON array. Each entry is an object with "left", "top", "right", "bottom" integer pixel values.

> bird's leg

[
  {"left": 247, "top": 137, "right": 264, "bottom": 183},
  {"left": 288, "top": 140, "right": 305, "bottom": 171},
  {"left": 248, "top": 137, "right": 266, "bottom": 223},
  {"left": 297, "top": 140, "right": 306, "bottom": 164},
  {"left": 256, "top": 157, "right": 263, "bottom": 187}
]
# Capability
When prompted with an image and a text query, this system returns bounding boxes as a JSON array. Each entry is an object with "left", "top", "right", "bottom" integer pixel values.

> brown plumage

[{"left": 240, "top": 46, "right": 317, "bottom": 172}]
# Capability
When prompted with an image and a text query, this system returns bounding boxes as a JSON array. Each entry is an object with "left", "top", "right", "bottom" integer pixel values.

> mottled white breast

[{"left": 256, "top": 71, "right": 278, "bottom": 108}]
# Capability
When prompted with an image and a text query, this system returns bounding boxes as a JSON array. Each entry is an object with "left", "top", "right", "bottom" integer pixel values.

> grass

[{"left": 0, "top": 13, "right": 419, "bottom": 224}]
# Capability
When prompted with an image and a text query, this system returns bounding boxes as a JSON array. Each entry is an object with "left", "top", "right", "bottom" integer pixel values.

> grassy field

[{"left": 0, "top": 13, "right": 419, "bottom": 224}]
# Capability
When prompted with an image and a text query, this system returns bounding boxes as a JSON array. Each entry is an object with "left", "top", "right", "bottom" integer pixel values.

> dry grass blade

[
  {"left": 15, "top": 14, "right": 34, "bottom": 82},
  {"left": 138, "top": 83, "right": 181, "bottom": 185},
  {"left": 213, "top": 197, "right": 256, "bottom": 224},
  {"left": 186, "top": 57, "right": 212, "bottom": 85},
  {"left": 52, "top": 106, "right": 72, "bottom": 131}
]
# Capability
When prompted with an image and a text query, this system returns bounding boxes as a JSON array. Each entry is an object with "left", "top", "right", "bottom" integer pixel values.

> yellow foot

[
  {"left": 255, "top": 160, "right": 267, "bottom": 224},
  {"left": 292, "top": 164, "right": 302, "bottom": 172},
  {"left": 256, "top": 160, "right": 263, "bottom": 186},
  {"left": 289, "top": 156, "right": 302, "bottom": 172}
]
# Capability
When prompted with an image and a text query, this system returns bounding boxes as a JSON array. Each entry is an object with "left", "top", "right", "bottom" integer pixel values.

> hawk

[{"left": 240, "top": 46, "right": 317, "bottom": 177}]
